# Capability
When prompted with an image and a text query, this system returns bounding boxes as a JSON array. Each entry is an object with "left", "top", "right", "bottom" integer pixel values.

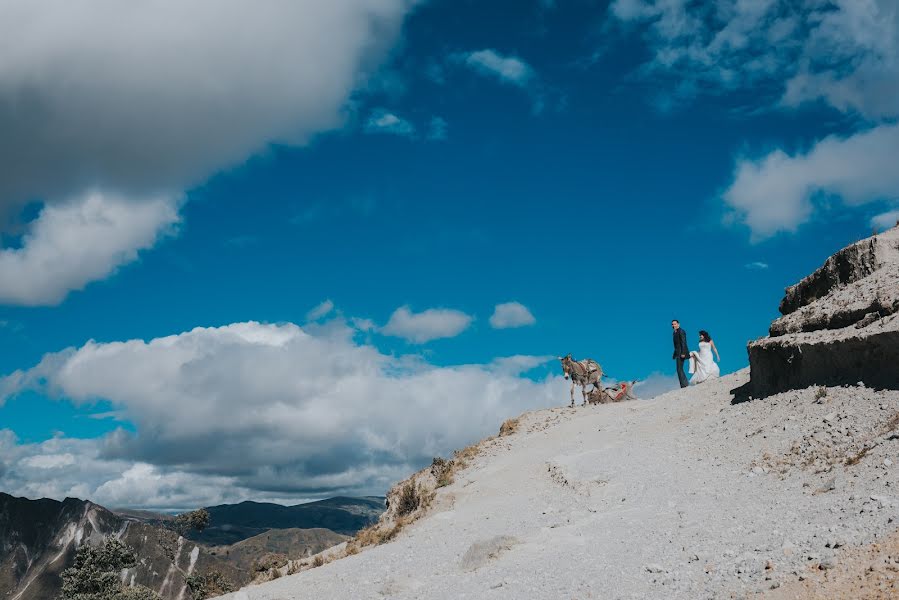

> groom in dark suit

[{"left": 672, "top": 319, "right": 690, "bottom": 388}]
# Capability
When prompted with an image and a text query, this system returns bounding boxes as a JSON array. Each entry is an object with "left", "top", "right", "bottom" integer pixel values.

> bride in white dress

[{"left": 689, "top": 330, "right": 720, "bottom": 385}]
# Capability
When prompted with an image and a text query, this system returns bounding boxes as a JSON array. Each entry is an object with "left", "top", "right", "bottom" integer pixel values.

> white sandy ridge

[{"left": 219, "top": 370, "right": 899, "bottom": 599}]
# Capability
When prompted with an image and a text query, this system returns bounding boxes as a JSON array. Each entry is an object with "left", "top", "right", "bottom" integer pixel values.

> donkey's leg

[{"left": 570, "top": 380, "right": 575, "bottom": 406}]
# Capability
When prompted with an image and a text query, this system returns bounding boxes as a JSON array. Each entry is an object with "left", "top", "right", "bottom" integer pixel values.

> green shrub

[
  {"left": 59, "top": 538, "right": 160, "bottom": 600},
  {"left": 186, "top": 570, "right": 235, "bottom": 600},
  {"left": 173, "top": 508, "right": 210, "bottom": 534}
]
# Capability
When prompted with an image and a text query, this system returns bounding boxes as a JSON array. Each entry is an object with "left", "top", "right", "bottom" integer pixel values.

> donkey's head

[{"left": 558, "top": 354, "right": 573, "bottom": 379}]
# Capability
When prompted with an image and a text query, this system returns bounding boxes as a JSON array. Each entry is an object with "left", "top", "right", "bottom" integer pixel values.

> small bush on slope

[
  {"left": 173, "top": 508, "right": 210, "bottom": 534},
  {"left": 395, "top": 481, "right": 422, "bottom": 516},
  {"left": 59, "top": 537, "right": 160, "bottom": 600},
  {"left": 499, "top": 417, "right": 520, "bottom": 436},
  {"left": 431, "top": 457, "right": 455, "bottom": 487},
  {"left": 186, "top": 570, "right": 235, "bottom": 600}
]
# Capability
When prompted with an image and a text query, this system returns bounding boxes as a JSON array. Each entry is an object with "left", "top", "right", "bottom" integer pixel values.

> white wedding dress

[{"left": 689, "top": 341, "right": 719, "bottom": 385}]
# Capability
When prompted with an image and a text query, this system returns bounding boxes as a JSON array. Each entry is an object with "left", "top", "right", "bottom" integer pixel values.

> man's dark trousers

[
  {"left": 673, "top": 328, "right": 689, "bottom": 388},
  {"left": 675, "top": 356, "right": 689, "bottom": 388}
]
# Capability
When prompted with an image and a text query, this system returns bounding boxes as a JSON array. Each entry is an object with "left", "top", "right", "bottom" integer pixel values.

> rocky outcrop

[{"left": 748, "top": 226, "right": 899, "bottom": 397}]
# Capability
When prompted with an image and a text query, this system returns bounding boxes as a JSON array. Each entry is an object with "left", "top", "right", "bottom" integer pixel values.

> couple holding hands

[{"left": 672, "top": 319, "right": 720, "bottom": 388}]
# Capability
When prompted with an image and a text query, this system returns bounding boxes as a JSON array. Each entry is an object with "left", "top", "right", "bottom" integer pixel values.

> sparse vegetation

[
  {"left": 395, "top": 481, "right": 423, "bottom": 516},
  {"left": 185, "top": 570, "right": 235, "bottom": 600},
  {"left": 173, "top": 508, "right": 210, "bottom": 534},
  {"left": 499, "top": 417, "right": 520, "bottom": 437},
  {"left": 59, "top": 537, "right": 161, "bottom": 600},
  {"left": 311, "top": 555, "right": 324, "bottom": 568},
  {"left": 883, "top": 411, "right": 899, "bottom": 434},
  {"left": 453, "top": 443, "right": 482, "bottom": 470},
  {"left": 815, "top": 386, "right": 828, "bottom": 400},
  {"left": 845, "top": 445, "right": 872, "bottom": 466},
  {"left": 252, "top": 553, "right": 288, "bottom": 573},
  {"left": 431, "top": 457, "right": 455, "bottom": 487}
]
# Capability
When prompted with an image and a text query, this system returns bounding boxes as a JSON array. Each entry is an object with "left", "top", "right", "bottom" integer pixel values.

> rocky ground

[{"left": 217, "top": 371, "right": 899, "bottom": 599}]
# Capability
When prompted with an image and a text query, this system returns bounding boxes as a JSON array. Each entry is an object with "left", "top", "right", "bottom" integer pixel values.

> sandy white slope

[{"left": 219, "top": 370, "right": 899, "bottom": 599}]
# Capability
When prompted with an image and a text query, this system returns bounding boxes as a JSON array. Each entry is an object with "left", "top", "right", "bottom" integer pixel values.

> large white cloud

[
  {"left": 0, "top": 0, "right": 416, "bottom": 304},
  {"left": 723, "top": 123, "right": 899, "bottom": 238},
  {"left": 0, "top": 320, "right": 560, "bottom": 507},
  {"left": 0, "top": 191, "right": 179, "bottom": 306}
]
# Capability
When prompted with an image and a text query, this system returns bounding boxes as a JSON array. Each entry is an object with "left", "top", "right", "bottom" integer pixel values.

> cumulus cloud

[
  {"left": 0, "top": 321, "right": 561, "bottom": 507},
  {"left": 610, "top": 0, "right": 899, "bottom": 118},
  {"left": 723, "top": 123, "right": 899, "bottom": 238},
  {"left": 0, "top": 0, "right": 415, "bottom": 303},
  {"left": 458, "top": 49, "right": 535, "bottom": 87},
  {"left": 489, "top": 302, "right": 536, "bottom": 329},
  {"left": 872, "top": 209, "right": 899, "bottom": 230},
  {"left": 380, "top": 306, "right": 473, "bottom": 343},
  {"left": 0, "top": 191, "right": 180, "bottom": 305},
  {"left": 613, "top": 1, "right": 899, "bottom": 236},
  {"left": 364, "top": 109, "right": 416, "bottom": 136}
]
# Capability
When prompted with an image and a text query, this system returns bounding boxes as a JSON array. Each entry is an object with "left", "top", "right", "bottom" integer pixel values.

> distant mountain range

[
  {"left": 0, "top": 492, "right": 384, "bottom": 600},
  {"left": 193, "top": 497, "right": 385, "bottom": 545}
]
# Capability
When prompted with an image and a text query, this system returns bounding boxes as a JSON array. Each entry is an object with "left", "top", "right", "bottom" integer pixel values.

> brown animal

[
  {"left": 586, "top": 380, "right": 638, "bottom": 405},
  {"left": 559, "top": 354, "right": 604, "bottom": 406}
]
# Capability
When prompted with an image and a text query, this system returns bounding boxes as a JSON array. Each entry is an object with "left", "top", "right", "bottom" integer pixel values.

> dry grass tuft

[
  {"left": 882, "top": 412, "right": 899, "bottom": 434},
  {"left": 311, "top": 555, "right": 324, "bottom": 568},
  {"left": 814, "top": 386, "right": 828, "bottom": 400},
  {"left": 499, "top": 417, "right": 520, "bottom": 437},
  {"left": 845, "top": 445, "right": 872, "bottom": 466},
  {"left": 453, "top": 443, "right": 482, "bottom": 470},
  {"left": 431, "top": 457, "right": 455, "bottom": 487},
  {"left": 396, "top": 481, "right": 423, "bottom": 516}
]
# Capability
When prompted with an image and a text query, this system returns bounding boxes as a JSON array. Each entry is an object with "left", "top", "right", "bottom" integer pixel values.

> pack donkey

[{"left": 558, "top": 354, "right": 604, "bottom": 407}]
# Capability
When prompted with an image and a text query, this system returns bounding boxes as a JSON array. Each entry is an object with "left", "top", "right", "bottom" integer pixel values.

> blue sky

[{"left": 1, "top": 0, "right": 897, "bottom": 509}]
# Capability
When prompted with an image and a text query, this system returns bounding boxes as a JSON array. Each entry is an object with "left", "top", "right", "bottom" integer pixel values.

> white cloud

[
  {"left": 306, "top": 299, "right": 336, "bottom": 321},
  {"left": 0, "top": 191, "right": 180, "bottom": 305},
  {"left": 489, "top": 302, "right": 536, "bottom": 329},
  {"left": 612, "top": 1, "right": 899, "bottom": 237},
  {"left": 610, "top": 0, "right": 899, "bottom": 119},
  {"left": 459, "top": 49, "right": 535, "bottom": 87},
  {"left": 745, "top": 262, "right": 769, "bottom": 270},
  {"left": 20, "top": 453, "right": 76, "bottom": 469},
  {"left": 872, "top": 209, "right": 899, "bottom": 230},
  {"left": 381, "top": 306, "right": 473, "bottom": 343},
  {"left": 0, "top": 321, "right": 562, "bottom": 508},
  {"left": 723, "top": 123, "right": 899, "bottom": 239},
  {"left": 364, "top": 109, "right": 416, "bottom": 136},
  {"left": 0, "top": 0, "right": 415, "bottom": 302}
]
